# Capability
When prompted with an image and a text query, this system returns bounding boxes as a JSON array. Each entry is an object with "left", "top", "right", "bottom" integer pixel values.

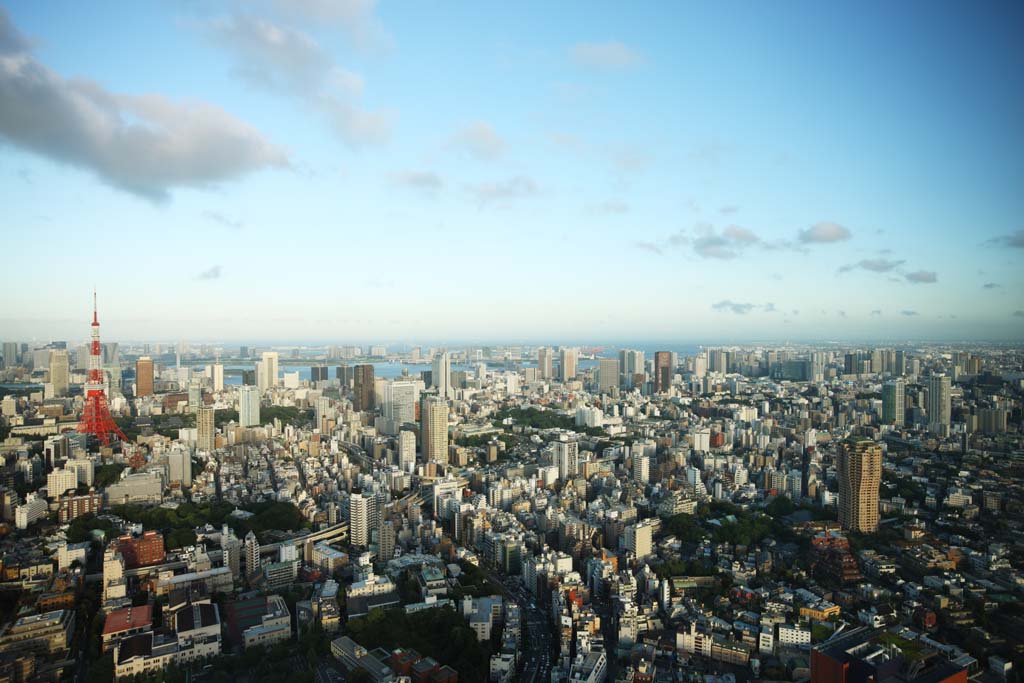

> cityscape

[{"left": 1, "top": 3, "right": 1023, "bottom": 683}]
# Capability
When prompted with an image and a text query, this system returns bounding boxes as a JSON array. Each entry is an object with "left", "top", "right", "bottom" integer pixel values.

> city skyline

[{"left": 2, "top": 2, "right": 1023, "bottom": 341}]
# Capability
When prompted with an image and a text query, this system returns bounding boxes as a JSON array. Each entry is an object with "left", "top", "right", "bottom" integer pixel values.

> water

[{"left": 220, "top": 359, "right": 602, "bottom": 386}]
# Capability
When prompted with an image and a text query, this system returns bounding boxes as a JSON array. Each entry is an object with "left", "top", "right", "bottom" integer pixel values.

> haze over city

[{"left": 1, "top": 2, "right": 1023, "bottom": 342}]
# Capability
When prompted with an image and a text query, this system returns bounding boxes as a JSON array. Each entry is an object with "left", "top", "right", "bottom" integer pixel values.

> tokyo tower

[{"left": 77, "top": 290, "right": 127, "bottom": 446}]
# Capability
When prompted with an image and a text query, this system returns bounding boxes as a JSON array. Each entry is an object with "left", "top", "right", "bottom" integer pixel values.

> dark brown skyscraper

[
  {"left": 354, "top": 364, "right": 375, "bottom": 411},
  {"left": 136, "top": 356, "right": 154, "bottom": 397},
  {"left": 653, "top": 351, "right": 672, "bottom": 393}
]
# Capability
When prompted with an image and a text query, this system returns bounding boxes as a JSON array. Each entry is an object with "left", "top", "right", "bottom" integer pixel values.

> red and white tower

[{"left": 78, "top": 290, "right": 127, "bottom": 446}]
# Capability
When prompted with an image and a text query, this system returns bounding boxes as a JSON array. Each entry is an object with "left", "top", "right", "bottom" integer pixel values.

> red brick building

[{"left": 116, "top": 531, "right": 165, "bottom": 568}]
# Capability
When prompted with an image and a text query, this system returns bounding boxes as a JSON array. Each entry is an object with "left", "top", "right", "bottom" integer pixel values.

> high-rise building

[
  {"left": 353, "top": 364, "right": 375, "bottom": 411},
  {"left": 431, "top": 351, "right": 453, "bottom": 399},
  {"left": 537, "top": 347, "right": 553, "bottom": 380},
  {"left": 310, "top": 365, "right": 329, "bottom": 382},
  {"left": 653, "top": 351, "right": 673, "bottom": 393},
  {"left": 244, "top": 531, "right": 261, "bottom": 576},
  {"left": 239, "top": 386, "right": 261, "bottom": 427},
  {"left": 349, "top": 492, "right": 371, "bottom": 548},
  {"left": 257, "top": 352, "right": 279, "bottom": 393},
  {"left": 384, "top": 380, "right": 419, "bottom": 426},
  {"left": 837, "top": 439, "right": 882, "bottom": 534},
  {"left": 212, "top": 363, "right": 224, "bottom": 392},
  {"left": 709, "top": 348, "right": 728, "bottom": 374},
  {"left": 168, "top": 448, "right": 192, "bottom": 486},
  {"left": 882, "top": 379, "right": 905, "bottom": 426},
  {"left": 624, "top": 519, "right": 655, "bottom": 560},
  {"left": 48, "top": 349, "right": 69, "bottom": 396},
  {"left": 197, "top": 406, "right": 215, "bottom": 452},
  {"left": 135, "top": 356, "right": 154, "bottom": 397},
  {"left": 554, "top": 437, "right": 579, "bottom": 481},
  {"left": 559, "top": 347, "right": 578, "bottom": 382},
  {"left": 420, "top": 394, "right": 449, "bottom": 464},
  {"left": 632, "top": 452, "right": 650, "bottom": 485},
  {"left": 598, "top": 358, "right": 619, "bottom": 393},
  {"left": 1, "top": 342, "right": 18, "bottom": 369},
  {"left": 927, "top": 374, "right": 951, "bottom": 433},
  {"left": 398, "top": 430, "right": 416, "bottom": 471},
  {"left": 378, "top": 519, "right": 396, "bottom": 564},
  {"left": 619, "top": 349, "right": 645, "bottom": 387}
]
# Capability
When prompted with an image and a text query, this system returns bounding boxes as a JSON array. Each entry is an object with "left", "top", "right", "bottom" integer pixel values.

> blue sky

[{"left": 1, "top": 1, "right": 1022, "bottom": 344}]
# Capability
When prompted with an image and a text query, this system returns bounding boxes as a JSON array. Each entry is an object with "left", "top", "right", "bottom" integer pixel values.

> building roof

[{"left": 103, "top": 605, "right": 153, "bottom": 636}]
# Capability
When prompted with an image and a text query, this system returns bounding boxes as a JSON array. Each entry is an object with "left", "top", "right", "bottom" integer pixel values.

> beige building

[
  {"left": 837, "top": 439, "right": 882, "bottom": 533},
  {"left": 197, "top": 406, "right": 215, "bottom": 453},
  {"left": 420, "top": 394, "right": 448, "bottom": 465}
]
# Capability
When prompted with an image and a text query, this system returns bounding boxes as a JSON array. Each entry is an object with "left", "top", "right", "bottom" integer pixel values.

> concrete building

[{"left": 838, "top": 439, "right": 882, "bottom": 534}]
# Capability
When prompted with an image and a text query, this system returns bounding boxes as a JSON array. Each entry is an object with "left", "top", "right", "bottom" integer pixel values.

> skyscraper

[
  {"left": 882, "top": 379, "right": 905, "bottom": 426},
  {"left": 257, "top": 351, "right": 279, "bottom": 393},
  {"left": 927, "top": 374, "right": 951, "bottom": 433},
  {"left": 653, "top": 351, "right": 673, "bottom": 393},
  {"left": 398, "top": 430, "right": 416, "bottom": 471},
  {"left": 431, "top": 351, "right": 453, "bottom": 399},
  {"left": 197, "top": 406, "right": 215, "bottom": 452},
  {"left": 212, "top": 363, "right": 224, "bottom": 392},
  {"left": 354, "top": 364, "right": 375, "bottom": 411},
  {"left": 135, "top": 356, "right": 154, "bottom": 397},
  {"left": 420, "top": 393, "right": 449, "bottom": 464},
  {"left": 239, "top": 385, "right": 261, "bottom": 427},
  {"left": 384, "top": 380, "right": 419, "bottom": 425},
  {"left": 837, "top": 439, "right": 882, "bottom": 534},
  {"left": 598, "top": 358, "right": 619, "bottom": 393},
  {"left": 537, "top": 347, "right": 553, "bottom": 380},
  {"left": 349, "top": 492, "right": 371, "bottom": 548},
  {"left": 619, "top": 349, "right": 645, "bottom": 387},
  {"left": 48, "top": 349, "right": 69, "bottom": 396},
  {"left": 1, "top": 342, "right": 17, "bottom": 369},
  {"left": 559, "top": 347, "right": 578, "bottom": 382}
]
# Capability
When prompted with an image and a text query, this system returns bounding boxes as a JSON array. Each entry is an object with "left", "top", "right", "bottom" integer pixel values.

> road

[{"left": 482, "top": 567, "right": 554, "bottom": 682}]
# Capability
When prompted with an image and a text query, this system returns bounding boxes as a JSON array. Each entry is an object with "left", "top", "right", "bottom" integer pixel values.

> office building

[
  {"left": 239, "top": 386, "right": 260, "bottom": 427},
  {"left": 537, "top": 347, "right": 553, "bottom": 380},
  {"left": 1, "top": 342, "right": 17, "bottom": 369},
  {"left": 168, "top": 448, "right": 192, "bottom": 486},
  {"left": 384, "top": 380, "right": 419, "bottom": 426},
  {"left": 653, "top": 351, "right": 673, "bottom": 393},
  {"left": 420, "top": 394, "right": 448, "bottom": 464},
  {"left": 211, "top": 363, "right": 224, "bottom": 392},
  {"left": 927, "top": 374, "right": 951, "bottom": 433},
  {"left": 398, "top": 430, "right": 416, "bottom": 471},
  {"left": 257, "top": 351, "right": 279, "bottom": 393},
  {"left": 431, "top": 351, "right": 453, "bottom": 399},
  {"left": 624, "top": 519, "right": 655, "bottom": 560},
  {"left": 49, "top": 349, "right": 69, "bottom": 396},
  {"left": 882, "top": 379, "right": 905, "bottom": 426},
  {"left": 837, "top": 439, "right": 882, "bottom": 534},
  {"left": 197, "top": 407, "right": 215, "bottom": 453},
  {"left": 353, "top": 364, "right": 375, "bottom": 411},
  {"left": 559, "top": 347, "right": 578, "bottom": 382},
  {"left": 619, "top": 349, "right": 645, "bottom": 387},
  {"left": 598, "top": 358, "right": 619, "bottom": 393},
  {"left": 134, "top": 357, "right": 153, "bottom": 397}
]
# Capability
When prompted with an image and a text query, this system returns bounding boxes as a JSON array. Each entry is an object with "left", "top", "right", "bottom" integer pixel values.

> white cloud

[
  {"left": 571, "top": 41, "right": 644, "bottom": 69},
  {"left": 465, "top": 176, "right": 538, "bottom": 206},
  {"left": 209, "top": 13, "right": 391, "bottom": 148},
  {"left": 905, "top": 270, "right": 937, "bottom": 284},
  {"left": 271, "top": 0, "right": 392, "bottom": 52},
  {"left": 450, "top": 121, "right": 505, "bottom": 161},
  {"left": 798, "top": 221, "right": 851, "bottom": 243},
  {"left": 838, "top": 258, "right": 906, "bottom": 273},
  {"left": 390, "top": 170, "right": 443, "bottom": 191},
  {"left": 0, "top": 11, "right": 287, "bottom": 201}
]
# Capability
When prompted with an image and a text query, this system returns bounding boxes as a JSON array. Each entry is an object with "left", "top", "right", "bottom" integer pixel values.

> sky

[{"left": 1, "top": 0, "right": 1023, "bottom": 345}]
